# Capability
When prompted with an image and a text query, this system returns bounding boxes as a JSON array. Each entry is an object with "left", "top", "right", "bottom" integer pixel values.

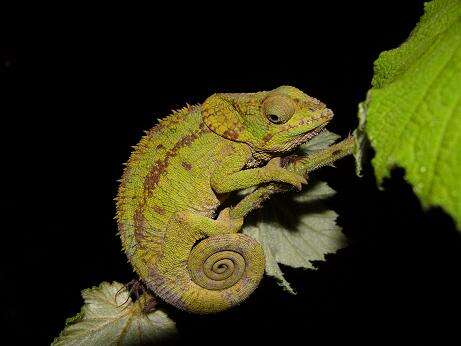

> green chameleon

[{"left": 116, "top": 86, "right": 352, "bottom": 314}]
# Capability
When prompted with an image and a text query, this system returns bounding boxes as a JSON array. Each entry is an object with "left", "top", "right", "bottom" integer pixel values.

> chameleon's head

[{"left": 202, "top": 86, "right": 333, "bottom": 154}]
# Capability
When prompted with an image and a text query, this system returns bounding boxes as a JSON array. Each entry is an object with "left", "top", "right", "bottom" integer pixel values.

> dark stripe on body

[{"left": 134, "top": 121, "right": 210, "bottom": 244}]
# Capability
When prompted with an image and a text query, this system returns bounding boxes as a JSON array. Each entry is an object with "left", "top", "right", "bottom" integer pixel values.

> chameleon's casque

[{"left": 116, "top": 86, "right": 333, "bottom": 313}]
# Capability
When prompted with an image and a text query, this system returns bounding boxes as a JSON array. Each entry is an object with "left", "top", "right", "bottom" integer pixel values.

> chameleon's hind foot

[
  {"left": 114, "top": 279, "right": 148, "bottom": 310},
  {"left": 216, "top": 207, "right": 243, "bottom": 233},
  {"left": 140, "top": 294, "right": 158, "bottom": 314},
  {"left": 174, "top": 209, "right": 243, "bottom": 238}
]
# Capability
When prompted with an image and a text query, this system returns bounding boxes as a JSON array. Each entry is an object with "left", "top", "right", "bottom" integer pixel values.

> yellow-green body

[{"left": 116, "top": 86, "right": 333, "bottom": 313}]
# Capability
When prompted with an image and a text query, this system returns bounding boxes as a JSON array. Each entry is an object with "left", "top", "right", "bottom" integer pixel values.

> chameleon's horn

[{"left": 202, "top": 93, "right": 249, "bottom": 142}]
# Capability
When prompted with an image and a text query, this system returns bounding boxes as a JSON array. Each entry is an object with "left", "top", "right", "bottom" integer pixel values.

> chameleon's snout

[
  {"left": 322, "top": 107, "right": 334, "bottom": 121},
  {"left": 288, "top": 106, "right": 333, "bottom": 137}
]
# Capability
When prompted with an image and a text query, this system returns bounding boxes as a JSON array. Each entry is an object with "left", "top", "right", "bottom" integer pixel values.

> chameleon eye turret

[
  {"left": 262, "top": 93, "right": 296, "bottom": 124},
  {"left": 116, "top": 86, "right": 333, "bottom": 313}
]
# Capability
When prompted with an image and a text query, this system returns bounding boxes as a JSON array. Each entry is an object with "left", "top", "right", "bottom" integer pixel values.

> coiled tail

[{"left": 146, "top": 233, "right": 265, "bottom": 314}]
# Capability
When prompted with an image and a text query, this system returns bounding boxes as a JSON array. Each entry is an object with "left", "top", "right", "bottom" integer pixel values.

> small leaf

[
  {"left": 358, "top": 0, "right": 461, "bottom": 228},
  {"left": 242, "top": 181, "right": 346, "bottom": 294},
  {"left": 299, "top": 129, "right": 340, "bottom": 154},
  {"left": 52, "top": 281, "right": 178, "bottom": 346}
]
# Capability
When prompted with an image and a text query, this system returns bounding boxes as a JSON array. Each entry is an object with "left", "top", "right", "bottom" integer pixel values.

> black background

[{"left": 2, "top": 1, "right": 460, "bottom": 345}]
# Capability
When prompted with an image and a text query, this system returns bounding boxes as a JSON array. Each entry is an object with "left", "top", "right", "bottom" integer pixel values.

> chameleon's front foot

[{"left": 265, "top": 157, "right": 308, "bottom": 191}]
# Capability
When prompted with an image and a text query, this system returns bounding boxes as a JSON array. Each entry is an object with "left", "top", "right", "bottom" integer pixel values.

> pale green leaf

[
  {"left": 299, "top": 129, "right": 340, "bottom": 154},
  {"left": 52, "top": 281, "right": 178, "bottom": 346},
  {"left": 242, "top": 181, "right": 347, "bottom": 294},
  {"left": 358, "top": 0, "right": 461, "bottom": 228}
]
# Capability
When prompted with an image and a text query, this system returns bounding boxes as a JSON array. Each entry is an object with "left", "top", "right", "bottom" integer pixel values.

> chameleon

[{"left": 116, "top": 85, "right": 341, "bottom": 314}]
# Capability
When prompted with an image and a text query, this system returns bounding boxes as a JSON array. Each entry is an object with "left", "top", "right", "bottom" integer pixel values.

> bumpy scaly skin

[{"left": 116, "top": 86, "right": 335, "bottom": 314}]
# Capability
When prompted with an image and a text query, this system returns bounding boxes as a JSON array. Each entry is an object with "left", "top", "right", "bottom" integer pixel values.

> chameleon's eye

[
  {"left": 267, "top": 113, "right": 283, "bottom": 123},
  {"left": 262, "top": 94, "right": 296, "bottom": 124}
]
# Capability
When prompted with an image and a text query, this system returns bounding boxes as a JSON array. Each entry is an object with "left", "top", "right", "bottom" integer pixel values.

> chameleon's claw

[
  {"left": 295, "top": 178, "right": 307, "bottom": 191},
  {"left": 298, "top": 175, "right": 308, "bottom": 185},
  {"left": 291, "top": 174, "right": 308, "bottom": 191}
]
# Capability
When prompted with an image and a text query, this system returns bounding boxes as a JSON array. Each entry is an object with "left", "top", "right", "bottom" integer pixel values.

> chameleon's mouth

[
  {"left": 287, "top": 123, "right": 328, "bottom": 151},
  {"left": 298, "top": 123, "right": 327, "bottom": 143},
  {"left": 291, "top": 108, "right": 333, "bottom": 139}
]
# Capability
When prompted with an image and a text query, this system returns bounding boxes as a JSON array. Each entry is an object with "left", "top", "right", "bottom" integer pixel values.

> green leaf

[
  {"left": 242, "top": 181, "right": 346, "bottom": 294},
  {"left": 358, "top": 0, "right": 461, "bottom": 229},
  {"left": 52, "top": 281, "right": 178, "bottom": 346}
]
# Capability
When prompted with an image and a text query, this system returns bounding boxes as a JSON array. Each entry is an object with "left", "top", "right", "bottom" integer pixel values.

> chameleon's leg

[
  {"left": 230, "top": 185, "right": 282, "bottom": 219},
  {"left": 230, "top": 136, "right": 355, "bottom": 220},
  {"left": 211, "top": 149, "right": 308, "bottom": 194},
  {"left": 175, "top": 209, "right": 243, "bottom": 237}
]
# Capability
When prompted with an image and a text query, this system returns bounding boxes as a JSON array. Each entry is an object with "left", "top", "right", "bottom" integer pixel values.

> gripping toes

[
  {"left": 279, "top": 170, "right": 308, "bottom": 191},
  {"left": 265, "top": 157, "right": 307, "bottom": 190},
  {"left": 216, "top": 207, "right": 244, "bottom": 233}
]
